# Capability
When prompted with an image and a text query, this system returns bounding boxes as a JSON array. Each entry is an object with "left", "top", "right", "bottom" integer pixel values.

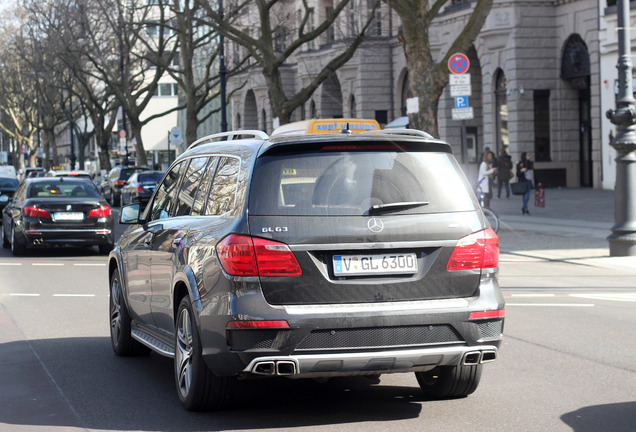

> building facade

[{"left": 227, "top": 0, "right": 605, "bottom": 188}]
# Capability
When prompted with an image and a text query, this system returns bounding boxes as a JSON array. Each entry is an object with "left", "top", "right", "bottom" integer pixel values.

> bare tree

[
  {"left": 138, "top": 0, "right": 248, "bottom": 145},
  {"left": 197, "top": 0, "right": 379, "bottom": 125},
  {"left": 385, "top": 0, "right": 493, "bottom": 137}
]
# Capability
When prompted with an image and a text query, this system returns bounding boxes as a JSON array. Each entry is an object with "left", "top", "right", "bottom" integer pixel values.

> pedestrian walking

[
  {"left": 477, "top": 150, "right": 498, "bottom": 208},
  {"left": 516, "top": 151, "right": 534, "bottom": 215},
  {"left": 496, "top": 148, "right": 513, "bottom": 199}
]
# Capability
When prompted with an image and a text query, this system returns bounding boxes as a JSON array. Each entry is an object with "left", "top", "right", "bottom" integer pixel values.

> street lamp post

[
  {"left": 219, "top": 0, "right": 228, "bottom": 133},
  {"left": 606, "top": 0, "right": 636, "bottom": 256}
]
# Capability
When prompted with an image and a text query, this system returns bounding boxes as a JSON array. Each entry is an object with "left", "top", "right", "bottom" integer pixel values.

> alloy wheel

[
  {"left": 110, "top": 278, "right": 122, "bottom": 343},
  {"left": 176, "top": 308, "right": 193, "bottom": 398}
]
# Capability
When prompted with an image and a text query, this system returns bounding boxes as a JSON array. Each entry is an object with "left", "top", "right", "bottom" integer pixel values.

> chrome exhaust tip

[
  {"left": 276, "top": 361, "right": 296, "bottom": 376},
  {"left": 253, "top": 361, "right": 276, "bottom": 375},
  {"left": 463, "top": 351, "right": 481, "bottom": 366},
  {"left": 481, "top": 350, "right": 497, "bottom": 363}
]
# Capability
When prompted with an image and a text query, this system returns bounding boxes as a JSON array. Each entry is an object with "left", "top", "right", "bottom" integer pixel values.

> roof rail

[
  {"left": 363, "top": 129, "right": 435, "bottom": 139},
  {"left": 187, "top": 130, "right": 270, "bottom": 151}
]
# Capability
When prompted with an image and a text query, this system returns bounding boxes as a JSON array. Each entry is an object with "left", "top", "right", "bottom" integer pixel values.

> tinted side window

[
  {"left": 191, "top": 157, "right": 218, "bottom": 216},
  {"left": 149, "top": 162, "right": 186, "bottom": 221},
  {"left": 205, "top": 157, "right": 240, "bottom": 215},
  {"left": 174, "top": 157, "right": 209, "bottom": 216}
]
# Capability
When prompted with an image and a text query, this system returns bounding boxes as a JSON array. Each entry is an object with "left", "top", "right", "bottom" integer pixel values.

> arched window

[{"left": 494, "top": 69, "right": 508, "bottom": 153}]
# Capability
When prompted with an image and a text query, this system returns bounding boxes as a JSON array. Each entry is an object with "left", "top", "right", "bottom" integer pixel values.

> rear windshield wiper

[{"left": 368, "top": 201, "right": 430, "bottom": 215}]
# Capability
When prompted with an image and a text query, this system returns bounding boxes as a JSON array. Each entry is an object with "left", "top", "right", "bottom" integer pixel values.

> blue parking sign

[{"left": 455, "top": 96, "right": 469, "bottom": 109}]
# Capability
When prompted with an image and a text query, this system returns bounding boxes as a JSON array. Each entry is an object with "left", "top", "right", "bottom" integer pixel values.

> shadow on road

[
  {"left": 1, "top": 335, "right": 425, "bottom": 431},
  {"left": 561, "top": 402, "right": 636, "bottom": 432}
]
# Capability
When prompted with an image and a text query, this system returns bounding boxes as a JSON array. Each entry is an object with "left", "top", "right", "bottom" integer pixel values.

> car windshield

[
  {"left": 27, "top": 181, "right": 102, "bottom": 198},
  {"left": 138, "top": 172, "right": 164, "bottom": 183},
  {"left": 0, "top": 177, "right": 19, "bottom": 188},
  {"left": 249, "top": 149, "right": 475, "bottom": 216}
]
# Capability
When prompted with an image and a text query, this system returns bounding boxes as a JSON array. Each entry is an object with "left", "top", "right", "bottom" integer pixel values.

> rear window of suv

[{"left": 249, "top": 148, "right": 475, "bottom": 216}]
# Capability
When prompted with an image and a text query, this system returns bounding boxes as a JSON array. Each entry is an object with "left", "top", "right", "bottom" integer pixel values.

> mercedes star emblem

[{"left": 367, "top": 218, "right": 384, "bottom": 233}]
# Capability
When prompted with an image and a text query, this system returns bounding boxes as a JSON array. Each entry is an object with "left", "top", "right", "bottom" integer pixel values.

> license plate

[
  {"left": 333, "top": 253, "right": 418, "bottom": 276},
  {"left": 52, "top": 212, "right": 85, "bottom": 222}
]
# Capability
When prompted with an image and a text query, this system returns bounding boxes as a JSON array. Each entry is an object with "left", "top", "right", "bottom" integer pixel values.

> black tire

[
  {"left": 1, "top": 224, "right": 9, "bottom": 249},
  {"left": 175, "top": 296, "right": 236, "bottom": 411},
  {"left": 10, "top": 224, "right": 26, "bottom": 256},
  {"left": 415, "top": 364, "right": 482, "bottom": 399},
  {"left": 109, "top": 271, "right": 150, "bottom": 356}
]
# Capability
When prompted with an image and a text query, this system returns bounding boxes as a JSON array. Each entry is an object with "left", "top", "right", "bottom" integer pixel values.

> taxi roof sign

[{"left": 271, "top": 118, "right": 380, "bottom": 136}]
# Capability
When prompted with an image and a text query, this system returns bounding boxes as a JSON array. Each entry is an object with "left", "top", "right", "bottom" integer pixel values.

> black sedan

[
  {"left": 1, "top": 177, "right": 114, "bottom": 256},
  {"left": 0, "top": 177, "right": 19, "bottom": 212},
  {"left": 120, "top": 170, "right": 164, "bottom": 209}
]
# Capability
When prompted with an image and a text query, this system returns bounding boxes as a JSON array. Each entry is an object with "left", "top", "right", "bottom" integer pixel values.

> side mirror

[{"left": 120, "top": 203, "right": 142, "bottom": 224}]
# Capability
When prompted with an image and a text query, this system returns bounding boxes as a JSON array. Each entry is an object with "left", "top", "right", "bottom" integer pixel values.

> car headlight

[{"left": 0, "top": 195, "right": 8, "bottom": 202}]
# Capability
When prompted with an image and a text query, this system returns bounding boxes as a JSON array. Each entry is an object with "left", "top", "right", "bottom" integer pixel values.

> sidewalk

[{"left": 489, "top": 187, "right": 636, "bottom": 269}]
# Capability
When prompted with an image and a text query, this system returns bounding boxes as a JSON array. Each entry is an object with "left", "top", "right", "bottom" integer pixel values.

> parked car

[
  {"left": 2, "top": 177, "right": 114, "bottom": 255},
  {"left": 100, "top": 166, "right": 149, "bottom": 206},
  {"left": 0, "top": 177, "right": 19, "bottom": 211},
  {"left": 120, "top": 170, "right": 164, "bottom": 209},
  {"left": 109, "top": 128, "right": 504, "bottom": 411}
]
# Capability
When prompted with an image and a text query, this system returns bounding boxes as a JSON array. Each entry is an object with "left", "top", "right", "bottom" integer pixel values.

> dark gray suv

[{"left": 109, "top": 128, "right": 504, "bottom": 411}]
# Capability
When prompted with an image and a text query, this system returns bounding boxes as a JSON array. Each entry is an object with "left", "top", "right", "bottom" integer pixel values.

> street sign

[
  {"left": 119, "top": 129, "right": 126, "bottom": 139},
  {"left": 169, "top": 126, "right": 184, "bottom": 146},
  {"left": 450, "top": 74, "right": 471, "bottom": 86},
  {"left": 448, "top": 53, "right": 470, "bottom": 74},
  {"left": 450, "top": 84, "right": 472, "bottom": 97},
  {"left": 455, "top": 96, "right": 469, "bottom": 109},
  {"left": 452, "top": 107, "right": 474, "bottom": 121}
]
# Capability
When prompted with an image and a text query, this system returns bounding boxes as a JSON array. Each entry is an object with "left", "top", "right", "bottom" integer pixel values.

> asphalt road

[{"left": 1, "top": 204, "right": 635, "bottom": 432}]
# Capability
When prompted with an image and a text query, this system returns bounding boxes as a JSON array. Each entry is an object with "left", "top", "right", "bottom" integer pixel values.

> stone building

[{"left": 227, "top": 0, "right": 602, "bottom": 188}]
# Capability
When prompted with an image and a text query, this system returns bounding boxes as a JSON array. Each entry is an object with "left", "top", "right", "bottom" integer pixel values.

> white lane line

[
  {"left": 52, "top": 294, "right": 96, "bottom": 297},
  {"left": 510, "top": 294, "right": 555, "bottom": 298},
  {"left": 0, "top": 263, "right": 22, "bottom": 266},
  {"left": 506, "top": 303, "right": 594, "bottom": 307},
  {"left": 570, "top": 293, "right": 636, "bottom": 302},
  {"left": 8, "top": 293, "right": 41, "bottom": 297},
  {"left": 32, "top": 263, "right": 65, "bottom": 266},
  {"left": 73, "top": 263, "right": 107, "bottom": 267}
]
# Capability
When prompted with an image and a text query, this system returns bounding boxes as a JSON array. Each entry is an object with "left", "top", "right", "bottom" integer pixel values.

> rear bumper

[
  {"left": 242, "top": 345, "right": 499, "bottom": 378},
  {"left": 23, "top": 228, "right": 114, "bottom": 246}
]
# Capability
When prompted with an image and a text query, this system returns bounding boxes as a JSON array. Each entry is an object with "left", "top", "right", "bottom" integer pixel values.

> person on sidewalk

[
  {"left": 516, "top": 151, "right": 534, "bottom": 215},
  {"left": 478, "top": 151, "right": 498, "bottom": 208},
  {"left": 496, "top": 148, "right": 513, "bottom": 199}
]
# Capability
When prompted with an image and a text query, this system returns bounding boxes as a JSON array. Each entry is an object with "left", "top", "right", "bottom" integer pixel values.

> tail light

[
  {"left": 226, "top": 320, "right": 289, "bottom": 329},
  {"left": 447, "top": 228, "right": 499, "bottom": 271},
  {"left": 216, "top": 234, "right": 302, "bottom": 277},
  {"left": 115, "top": 179, "right": 125, "bottom": 186},
  {"left": 136, "top": 186, "right": 145, "bottom": 193},
  {"left": 23, "top": 206, "right": 50, "bottom": 218},
  {"left": 88, "top": 205, "right": 112, "bottom": 218}
]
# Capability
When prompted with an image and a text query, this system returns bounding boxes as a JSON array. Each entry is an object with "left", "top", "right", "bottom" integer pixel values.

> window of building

[
  {"left": 325, "top": 6, "right": 335, "bottom": 42},
  {"left": 494, "top": 69, "right": 508, "bottom": 153},
  {"left": 153, "top": 83, "right": 179, "bottom": 97},
  {"left": 366, "top": 0, "right": 382, "bottom": 37},
  {"left": 534, "top": 90, "right": 551, "bottom": 162}
]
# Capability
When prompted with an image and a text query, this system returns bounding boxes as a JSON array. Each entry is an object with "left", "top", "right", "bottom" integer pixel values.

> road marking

[
  {"left": 510, "top": 294, "right": 555, "bottom": 298},
  {"left": 0, "top": 263, "right": 22, "bottom": 266},
  {"left": 32, "top": 263, "right": 65, "bottom": 266},
  {"left": 73, "top": 263, "right": 107, "bottom": 267},
  {"left": 570, "top": 293, "right": 636, "bottom": 302},
  {"left": 8, "top": 293, "right": 40, "bottom": 297},
  {"left": 506, "top": 303, "right": 595, "bottom": 307},
  {"left": 52, "top": 294, "right": 96, "bottom": 297}
]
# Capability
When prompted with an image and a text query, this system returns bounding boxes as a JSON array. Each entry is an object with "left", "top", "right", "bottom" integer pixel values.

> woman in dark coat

[{"left": 516, "top": 152, "right": 534, "bottom": 215}]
